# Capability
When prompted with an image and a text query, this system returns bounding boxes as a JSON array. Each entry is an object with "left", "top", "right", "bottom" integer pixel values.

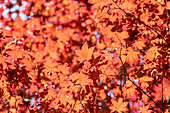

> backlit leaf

[{"left": 77, "top": 42, "right": 95, "bottom": 62}]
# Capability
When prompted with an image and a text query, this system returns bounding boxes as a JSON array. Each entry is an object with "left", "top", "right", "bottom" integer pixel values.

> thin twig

[{"left": 117, "top": 36, "right": 130, "bottom": 113}]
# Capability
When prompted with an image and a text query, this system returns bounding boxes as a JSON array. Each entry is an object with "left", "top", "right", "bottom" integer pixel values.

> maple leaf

[
  {"left": 125, "top": 81, "right": 132, "bottom": 88},
  {"left": 73, "top": 102, "right": 83, "bottom": 112},
  {"left": 76, "top": 42, "right": 95, "bottom": 62},
  {"left": 144, "top": 46, "right": 158, "bottom": 61},
  {"left": 78, "top": 72, "right": 93, "bottom": 86},
  {"left": 110, "top": 98, "right": 128, "bottom": 113},
  {"left": 112, "top": 86, "right": 122, "bottom": 96},
  {"left": 96, "top": 7, "right": 110, "bottom": 20},
  {"left": 134, "top": 40, "right": 146, "bottom": 50},
  {"left": 139, "top": 105, "right": 152, "bottom": 113},
  {"left": 126, "top": 51, "right": 140, "bottom": 65},
  {"left": 58, "top": 63, "right": 70, "bottom": 75},
  {"left": 59, "top": 93, "right": 74, "bottom": 106},
  {"left": 122, "top": 86, "right": 136, "bottom": 98}
]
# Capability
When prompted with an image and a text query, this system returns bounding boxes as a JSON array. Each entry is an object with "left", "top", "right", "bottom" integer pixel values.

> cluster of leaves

[{"left": 0, "top": 0, "right": 169, "bottom": 112}]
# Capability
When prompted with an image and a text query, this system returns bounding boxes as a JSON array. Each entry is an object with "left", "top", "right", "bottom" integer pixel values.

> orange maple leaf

[
  {"left": 144, "top": 46, "right": 158, "bottom": 61},
  {"left": 75, "top": 72, "right": 93, "bottom": 90},
  {"left": 126, "top": 51, "right": 140, "bottom": 65},
  {"left": 76, "top": 42, "right": 95, "bottom": 62},
  {"left": 73, "top": 102, "right": 83, "bottom": 111},
  {"left": 139, "top": 105, "right": 152, "bottom": 113},
  {"left": 110, "top": 98, "right": 128, "bottom": 113},
  {"left": 134, "top": 40, "right": 146, "bottom": 50},
  {"left": 122, "top": 86, "right": 136, "bottom": 98}
]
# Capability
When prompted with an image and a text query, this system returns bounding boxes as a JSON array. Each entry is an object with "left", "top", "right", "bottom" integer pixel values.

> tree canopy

[{"left": 0, "top": 0, "right": 170, "bottom": 112}]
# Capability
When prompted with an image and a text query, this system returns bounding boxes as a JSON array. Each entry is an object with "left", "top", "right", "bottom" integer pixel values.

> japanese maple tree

[{"left": 0, "top": 0, "right": 169, "bottom": 112}]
